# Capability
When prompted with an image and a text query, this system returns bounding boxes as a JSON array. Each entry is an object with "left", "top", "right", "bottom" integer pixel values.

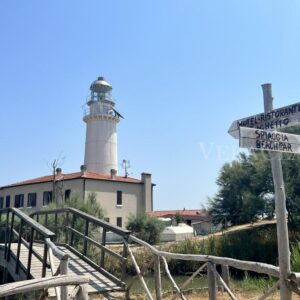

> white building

[{"left": 0, "top": 77, "right": 154, "bottom": 228}]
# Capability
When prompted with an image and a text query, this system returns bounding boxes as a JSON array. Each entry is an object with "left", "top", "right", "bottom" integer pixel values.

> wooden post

[
  {"left": 121, "top": 239, "right": 128, "bottom": 281},
  {"left": 2, "top": 268, "right": 7, "bottom": 284},
  {"left": 60, "top": 256, "right": 69, "bottom": 300},
  {"left": 83, "top": 220, "right": 89, "bottom": 256},
  {"left": 15, "top": 219, "right": 24, "bottom": 274},
  {"left": 211, "top": 264, "right": 236, "bottom": 300},
  {"left": 7, "top": 212, "right": 15, "bottom": 262},
  {"left": 70, "top": 214, "right": 76, "bottom": 247},
  {"left": 125, "top": 241, "right": 154, "bottom": 300},
  {"left": 100, "top": 228, "right": 106, "bottom": 268},
  {"left": 221, "top": 265, "right": 230, "bottom": 288},
  {"left": 27, "top": 227, "right": 34, "bottom": 279},
  {"left": 42, "top": 243, "right": 48, "bottom": 277},
  {"left": 65, "top": 211, "right": 69, "bottom": 244},
  {"left": 45, "top": 213, "right": 48, "bottom": 227},
  {"left": 4, "top": 210, "right": 10, "bottom": 260},
  {"left": 262, "top": 83, "right": 291, "bottom": 300},
  {"left": 154, "top": 255, "right": 162, "bottom": 300},
  {"left": 55, "top": 212, "right": 58, "bottom": 239},
  {"left": 36, "top": 214, "right": 40, "bottom": 240},
  {"left": 76, "top": 284, "right": 89, "bottom": 300},
  {"left": 208, "top": 262, "right": 217, "bottom": 300},
  {"left": 162, "top": 256, "right": 186, "bottom": 300}
]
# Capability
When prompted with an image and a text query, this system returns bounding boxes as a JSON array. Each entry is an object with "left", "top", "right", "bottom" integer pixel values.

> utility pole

[{"left": 262, "top": 83, "right": 291, "bottom": 300}]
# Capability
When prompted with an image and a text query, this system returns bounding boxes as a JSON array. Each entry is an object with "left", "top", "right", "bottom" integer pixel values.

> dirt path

[{"left": 193, "top": 219, "right": 276, "bottom": 241}]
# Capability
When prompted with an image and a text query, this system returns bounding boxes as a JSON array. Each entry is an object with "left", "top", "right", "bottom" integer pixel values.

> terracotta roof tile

[{"left": 1, "top": 171, "right": 141, "bottom": 188}]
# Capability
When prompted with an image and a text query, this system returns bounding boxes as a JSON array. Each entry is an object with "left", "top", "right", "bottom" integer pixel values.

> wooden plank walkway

[{"left": 8, "top": 243, "right": 123, "bottom": 295}]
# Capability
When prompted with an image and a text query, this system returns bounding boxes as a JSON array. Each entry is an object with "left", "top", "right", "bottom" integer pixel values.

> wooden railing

[
  {"left": 46, "top": 238, "right": 70, "bottom": 300},
  {"left": 30, "top": 207, "right": 130, "bottom": 290},
  {"left": 0, "top": 275, "right": 89, "bottom": 300},
  {"left": 0, "top": 208, "right": 86, "bottom": 300},
  {"left": 0, "top": 208, "right": 56, "bottom": 280},
  {"left": 126, "top": 235, "right": 300, "bottom": 300}
]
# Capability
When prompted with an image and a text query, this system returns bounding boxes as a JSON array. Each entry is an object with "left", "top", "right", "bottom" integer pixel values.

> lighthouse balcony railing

[{"left": 83, "top": 107, "right": 116, "bottom": 118}]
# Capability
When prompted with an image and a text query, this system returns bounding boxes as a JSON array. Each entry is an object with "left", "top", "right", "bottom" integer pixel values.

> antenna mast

[{"left": 122, "top": 159, "right": 131, "bottom": 178}]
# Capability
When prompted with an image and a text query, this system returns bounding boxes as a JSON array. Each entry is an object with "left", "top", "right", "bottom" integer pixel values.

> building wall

[
  {"left": 84, "top": 179, "right": 144, "bottom": 227},
  {"left": 0, "top": 179, "right": 84, "bottom": 210},
  {"left": 0, "top": 175, "right": 153, "bottom": 229}
]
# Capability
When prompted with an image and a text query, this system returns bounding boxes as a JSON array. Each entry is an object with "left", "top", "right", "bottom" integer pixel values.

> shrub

[
  {"left": 175, "top": 212, "right": 184, "bottom": 225},
  {"left": 41, "top": 192, "right": 105, "bottom": 244},
  {"left": 126, "top": 213, "right": 164, "bottom": 244},
  {"left": 291, "top": 242, "right": 300, "bottom": 272},
  {"left": 65, "top": 192, "right": 105, "bottom": 219}
]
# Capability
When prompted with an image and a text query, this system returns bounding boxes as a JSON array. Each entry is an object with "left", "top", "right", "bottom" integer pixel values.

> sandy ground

[{"left": 91, "top": 289, "right": 300, "bottom": 300}]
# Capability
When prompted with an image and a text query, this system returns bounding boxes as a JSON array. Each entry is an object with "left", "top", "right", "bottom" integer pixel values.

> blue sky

[{"left": 1, "top": 1, "right": 300, "bottom": 210}]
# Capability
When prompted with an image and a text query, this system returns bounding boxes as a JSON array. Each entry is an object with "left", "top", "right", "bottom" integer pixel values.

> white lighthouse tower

[{"left": 83, "top": 77, "right": 122, "bottom": 174}]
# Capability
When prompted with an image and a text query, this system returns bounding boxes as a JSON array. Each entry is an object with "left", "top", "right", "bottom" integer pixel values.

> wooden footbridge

[
  {"left": 1, "top": 207, "right": 300, "bottom": 300},
  {"left": 0, "top": 207, "right": 130, "bottom": 299}
]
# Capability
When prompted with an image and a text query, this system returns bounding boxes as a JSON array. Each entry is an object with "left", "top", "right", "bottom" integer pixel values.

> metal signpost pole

[{"left": 261, "top": 83, "right": 291, "bottom": 300}]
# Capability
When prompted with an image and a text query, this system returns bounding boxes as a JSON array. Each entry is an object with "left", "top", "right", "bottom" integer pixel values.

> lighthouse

[{"left": 83, "top": 77, "right": 122, "bottom": 174}]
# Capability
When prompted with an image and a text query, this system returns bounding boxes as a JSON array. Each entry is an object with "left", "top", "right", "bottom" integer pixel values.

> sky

[{"left": 1, "top": 1, "right": 300, "bottom": 210}]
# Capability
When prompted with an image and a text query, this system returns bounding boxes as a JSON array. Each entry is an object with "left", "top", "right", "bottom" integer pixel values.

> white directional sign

[
  {"left": 239, "top": 127, "right": 300, "bottom": 154},
  {"left": 228, "top": 102, "right": 300, "bottom": 139}
]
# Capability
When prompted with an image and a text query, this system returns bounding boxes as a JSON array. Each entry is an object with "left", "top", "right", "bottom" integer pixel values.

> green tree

[
  {"left": 209, "top": 124, "right": 300, "bottom": 229},
  {"left": 208, "top": 152, "right": 272, "bottom": 225},
  {"left": 279, "top": 125, "right": 300, "bottom": 229},
  {"left": 126, "top": 213, "right": 164, "bottom": 244}
]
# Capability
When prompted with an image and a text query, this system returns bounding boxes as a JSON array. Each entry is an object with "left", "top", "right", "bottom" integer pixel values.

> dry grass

[
  {"left": 163, "top": 290, "right": 300, "bottom": 299},
  {"left": 91, "top": 289, "right": 300, "bottom": 300}
]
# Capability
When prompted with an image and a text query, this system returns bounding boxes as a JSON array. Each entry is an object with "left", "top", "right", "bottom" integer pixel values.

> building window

[
  {"left": 43, "top": 191, "right": 53, "bottom": 206},
  {"left": 116, "top": 191, "right": 122, "bottom": 206},
  {"left": 27, "top": 193, "right": 37, "bottom": 207},
  {"left": 15, "top": 194, "right": 24, "bottom": 208},
  {"left": 117, "top": 217, "right": 122, "bottom": 228},
  {"left": 65, "top": 189, "right": 71, "bottom": 200},
  {"left": 0, "top": 197, "right": 3, "bottom": 209},
  {"left": 6, "top": 196, "right": 10, "bottom": 208}
]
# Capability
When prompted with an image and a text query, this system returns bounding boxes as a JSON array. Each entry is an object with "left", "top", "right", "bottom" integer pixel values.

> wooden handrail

[
  {"left": 45, "top": 238, "right": 68, "bottom": 260},
  {"left": 0, "top": 275, "right": 89, "bottom": 298},
  {"left": 0, "top": 208, "right": 55, "bottom": 238},
  {"left": 31, "top": 207, "right": 130, "bottom": 237},
  {"left": 11, "top": 208, "right": 55, "bottom": 238},
  {"left": 46, "top": 238, "right": 70, "bottom": 300},
  {"left": 67, "top": 227, "right": 125, "bottom": 262},
  {"left": 129, "top": 235, "right": 280, "bottom": 278},
  {"left": 30, "top": 206, "right": 130, "bottom": 289}
]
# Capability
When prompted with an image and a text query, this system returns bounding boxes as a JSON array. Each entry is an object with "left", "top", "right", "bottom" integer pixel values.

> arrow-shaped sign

[
  {"left": 239, "top": 127, "right": 300, "bottom": 154},
  {"left": 228, "top": 102, "right": 300, "bottom": 139}
]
